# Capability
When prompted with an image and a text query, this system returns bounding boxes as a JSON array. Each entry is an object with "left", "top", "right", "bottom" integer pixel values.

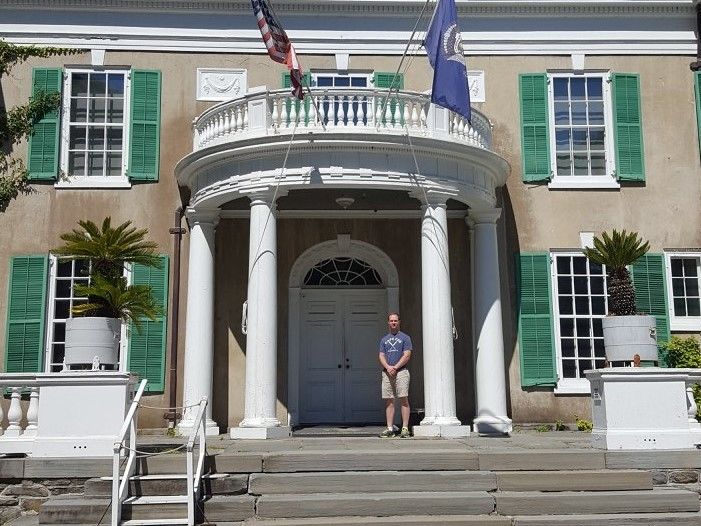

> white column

[
  {"left": 231, "top": 192, "right": 290, "bottom": 439},
  {"left": 177, "top": 208, "right": 220, "bottom": 436},
  {"left": 470, "top": 208, "right": 513, "bottom": 434},
  {"left": 414, "top": 198, "right": 470, "bottom": 438}
]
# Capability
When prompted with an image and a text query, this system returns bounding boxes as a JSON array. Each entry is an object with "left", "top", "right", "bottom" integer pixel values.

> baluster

[
  {"left": 5, "top": 387, "right": 22, "bottom": 437},
  {"left": 403, "top": 101, "right": 410, "bottom": 128},
  {"left": 375, "top": 96, "right": 384, "bottom": 128},
  {"left": 384, "top": 99, "right": 393, "bottom": 128},
  {"left": 309, "top": 95, "right": 318, "bottom": 127},
  {"left": 357, "top": 96, "right": 365, "bottom": 127},
  {"left": 459, "top": 117, "right": 466, "bottom": 139},
  {"left": 302, "top": 96, "right": 310, "bottom": 128},
  {"left": 235, "top": 106, "right": 243, "bottom": 132},
  {"left": 0, "top": 393, "right": 4, "bottom": 436},
  {"left": 393, "top": 98, "right": 401, "bottom": 128},
  {"left": 271, "top": 98, "right": 280, "bottom": 128},
  {"left": 217, "top": 114, "right": 224, "bottom": 137},
  {"left": 688, "top": 386, "right": 699, "bottom": 425},
  {"left": 281, "top": 98, "right": 290, "bottom": 128},
  {"left": 338, "top": 96, "right": 347, "bottom": 126},
  {"left": 411, "top": 102, "right": 419, "bottom": 128},
  {"left": 24, "top": 387, "right": 39, "bottom": 437},
  {"left": 420, "top": 104, "right": 427, "bottom": 130},
  {"left": 242, "top": 105, "right": 249, "bottom": 131},
  {"left": 289, "top": 98, "right": 298, "bottom": 127},
  {"left": 223, "top": 109, "right": 231, "bottom": 135}
]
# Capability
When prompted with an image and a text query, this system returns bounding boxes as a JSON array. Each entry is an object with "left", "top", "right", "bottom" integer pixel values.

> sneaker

[
  {"left": 399, "top": 427, "right": 411, "bottom": 438},
  {"left": 380, "top": 428, "right": 395, "bottom": 438}
]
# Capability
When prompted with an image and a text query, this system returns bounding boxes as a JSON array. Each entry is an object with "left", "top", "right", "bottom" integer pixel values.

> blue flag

[{"left": 424, "top": 0, "right": 471, "bottom": 122}]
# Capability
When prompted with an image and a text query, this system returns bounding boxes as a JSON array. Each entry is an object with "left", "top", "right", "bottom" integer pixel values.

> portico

[{"left": 174, "top": 86, "right": 511, "bottom": 437}]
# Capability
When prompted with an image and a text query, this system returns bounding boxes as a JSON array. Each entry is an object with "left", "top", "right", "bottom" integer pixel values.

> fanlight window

[{"left": 304, "top": 257, "right": 382, "bottom": 287}]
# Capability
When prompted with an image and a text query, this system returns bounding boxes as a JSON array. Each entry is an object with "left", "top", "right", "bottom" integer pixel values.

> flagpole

[{"left": 300, "top": 75, "right": 327, "bottom": 132}]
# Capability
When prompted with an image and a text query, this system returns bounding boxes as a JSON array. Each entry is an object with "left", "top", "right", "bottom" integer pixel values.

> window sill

[
  {"left": 548, "top": 178, "right": 620, "bottom": 190},
  {"left": 554, "top": 381, "right": 591, "bottom": 395},
  {"left": 55, "top": 177, "right": 132, "bottom": 189},
  {"left": 670, "top": 318, "right": 701, "bottom": 332}
]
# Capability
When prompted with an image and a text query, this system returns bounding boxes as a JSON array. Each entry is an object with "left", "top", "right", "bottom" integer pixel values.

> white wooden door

[{"left": 300, "top": 289, "right": 386, "bottom": 424}]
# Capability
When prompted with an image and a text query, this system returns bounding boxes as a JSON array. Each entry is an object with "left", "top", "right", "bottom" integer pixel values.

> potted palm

[
  {"left": 583, "top": 229, "right": 658, "bottom": 363},
  {"left": 53, "top": 218, "right": 162, "bottom": 369}
]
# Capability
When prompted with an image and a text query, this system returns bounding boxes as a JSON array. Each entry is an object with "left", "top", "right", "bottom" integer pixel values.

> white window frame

[
  {"left": 311, "top": 71, "right": 373, "bottom": 89},
  {"left": 551, "top": 251, "right": 609, "bottom": 394},
  {"left": 546, "top": 71, "right": 620, "bottom": 190},
  {"left": 44, "top": 254, "right": 130, "bottom": 372},
  {"left": 57, "top": 67, "right": 132, "bottom": 189},
  {"left": 665, "top": 251, "right": 701, "bottom": 332}
]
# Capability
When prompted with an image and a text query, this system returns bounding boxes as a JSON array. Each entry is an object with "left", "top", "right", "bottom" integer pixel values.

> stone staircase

[{"left": 37, "top": 442, "right": 701, "bottom": 525}]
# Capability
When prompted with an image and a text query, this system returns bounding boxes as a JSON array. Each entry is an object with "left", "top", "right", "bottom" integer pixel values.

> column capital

[
  {"left": 185, "top": 207, "right": 220, "bottom": 228},
  {"left": 244, "top": 187, "right": 288, "bottom": 206},
  {"left": 411, "top": 190, "right": 452, "bottom": 208},
  {"left": 469, "top": 208, "right": 502, "bottom": 224}
]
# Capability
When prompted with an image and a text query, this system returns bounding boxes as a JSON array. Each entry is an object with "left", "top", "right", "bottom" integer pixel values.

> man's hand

[{"left": 386, "top": 365, "right": 397, "bottom": 377}]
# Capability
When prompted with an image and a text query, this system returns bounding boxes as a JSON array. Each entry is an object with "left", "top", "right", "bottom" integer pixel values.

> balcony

[{"left": 176, "top": 87, "right": 509, "bottom": 210}]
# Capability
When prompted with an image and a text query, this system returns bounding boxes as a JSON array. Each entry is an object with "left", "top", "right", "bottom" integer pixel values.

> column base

[
  {"left": 230, "top": 425, "right": 291, "bottom": 440},
  {"left": 412, "top": 425, "right": 471, "bottom": 438},
  {"left": 473, "top": 415, "right": 513, "bottom": 435},
  {"left": 176, "top": 418, "right": 220, "bottom": 437}
]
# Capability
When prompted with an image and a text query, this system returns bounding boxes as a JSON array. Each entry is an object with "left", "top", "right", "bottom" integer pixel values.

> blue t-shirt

[{"left": 379, "top": 331, "right": 413, "bottom": 368}]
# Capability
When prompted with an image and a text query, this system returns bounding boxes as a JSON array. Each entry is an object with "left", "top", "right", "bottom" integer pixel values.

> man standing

[{"left": 378, "top": 312, "right": 412, "bottom": 438}]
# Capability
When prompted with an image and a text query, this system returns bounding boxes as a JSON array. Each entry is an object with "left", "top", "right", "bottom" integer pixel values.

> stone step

[
  {"left": 479, "top": 451, "right": 605, "bottom": 471},
  {"left": 238, "top": 517, "right": 512, "bottom": 525},
  {"left": 83, "top": 474, "right": 248, "bottom": 497},
  {"left": 495, "top": 470, "right": 652, "bottom": 491},
  {"left": 512, "top": 511, "right": 701, "bottom": 525},
  {"left": 261, "top": 450, "right": 479, "bottom": 472},
  {"left": 38, "top": 495, "right": 256, "bottom": 524},
  {"left": 495, "top": 488, "right": 700, "bottom": 516},
  {"left": 256, "top": 491, "right": 494, "bottom": 519},
  {"left": 250, "top": 471, "right": 497, "bottom": 494}
]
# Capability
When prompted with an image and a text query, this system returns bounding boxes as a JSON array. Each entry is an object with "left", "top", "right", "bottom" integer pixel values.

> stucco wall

[{"left": 2, "top": 49, "right": 700, "bottom": 429}]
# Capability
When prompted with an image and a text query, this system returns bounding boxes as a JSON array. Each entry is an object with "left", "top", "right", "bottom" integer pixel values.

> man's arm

[
  {"left": 379, "top": 352, "right": 398, "bottom": 377},
  {"left": 394, "top": 350, "right": 412, "bottom": 370}
]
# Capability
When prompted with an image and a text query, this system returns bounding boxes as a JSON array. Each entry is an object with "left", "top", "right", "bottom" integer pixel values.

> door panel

[{"left": 300, "top": 296, "right": 343, "bottom": 423}]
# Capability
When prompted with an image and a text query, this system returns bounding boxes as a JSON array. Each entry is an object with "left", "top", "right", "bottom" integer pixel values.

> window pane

[
  {"left": 556, "top": 154, "right": 571, "bottom": 176},
  {"left": 593, "top": 318, "right": 603, "bottom": 337},
  {"left": 591, "top": 276, "right": 604, "bottom": 294},
  {"left": 587, "top": 78, "right": 603, "bottom": 98},
  {"left": 351, "top": 77, "right": 367, "bottom": 87},
  {"left": 106, "top": 153, "right": 122, "bottom": 177},
  {"left": 317, "top": 77, "right": 333, "bottom": 87},
  {"left": 553, "top": 78, "right": 569, "bottom": 100},
  {"left": 71, "top": 74, "right": 89, "bottom": 97},
  {"left": 554, "top": 102, "right": 570, "bottom": 125},
  {"left": 75, "top": 259, "right": 90, "bottom": 276},
  {"left": 557, "top": 257, "right": 571, "bottom": 274},
  {"left": 686, "top": 278, "right": 699, "bottom": 297},
  {"left": 106, "top": 128, "right": 123, "bottom": 150},
  {"left": 70, "top": 98, "right": 88, "bottom": 122},
  {"left": 69, "top": 152, "right": 85, "bottom": 177},
  {"left": 674, "top": 298, "right": 687, "bottom": 316},
  {"left": 571, "top": 102, "right": 587, "bottom": 125},
  {"left": 577, "top": 339, "right": 592, "bottom": 357},
  {"left": 555, "top": 129, "right": 570, "bottom": 151},
  {"left": 89, "top": 73, "right": 107, "bottom": 97},
  {"left": 590, "top": 154, "right": 606, "bottom": 176},
  {"left": 57, "top": 260, "right": 72, "bottom": 277},
  {"left": 572, "top": 129, "right": 587, "bottom": 151},
  {"left": 684, "top": 258, "right": 698, "bottom": 276},
  {"left": 573, "top": 153, "right": 589, "bottom": 176},
  {"left": 671, "top": 258, "right": 683, "bottom": 276},
  {"left": 107, "top": 98, "right": 124, "bottom": 123},
  {"left": 570, "top": 77, "right": 585, "bottom": 100},
  {"left": 558, "top": 276, "right": 572, "bottom": 294},
  {"left": 563, "top": 360, "right": 577, "bottom": 378},
  {"left": 579, "top": 359, "right": 593, "bottom": 374},
  {"left": 334, "top": 76, "right": 350, "bottom": 87},
  {"left": 672, "top": 277, "right": 685, "bottom": 296},
  {"left": 69, "top": 126, "right": 87, "bottom": 150},
  {"left": 107, "top": 74, "right": 125, "bottom": 96},
  {"left": 589, "top": 101, "right": 604, "bottom": 125},
  {"left": 590, "top": 262, "right": 604, "bottom": 275},
  {"left": 53, "top": 322, "right": 65, "bottom": 342},
  {"left": 594, "top": 339, "right": 605, "bottom": 357},
  {"left": 688, "top": 299, "right": 701, "bottom": 317},
  {"left": 591, "top": 296, "right": 606, "bottom": 315},
  {"left": 55, "top": 279, "right": 72, "bottom": 298},
  {"left": 87, "top": 152, "right": 104, "bottom": 177},
  {"left": 590, "top": 129, "right": 605, "bottom": 149},
  {"left": 573, "top": 257, "right": 587, "bottom": 275},
  {"left": 575, "top": 296, "right": 590, "bottom": 315},
  {"left": 55, "top": 300, "right": 70, "bottom": 319},
  {"left": 560, "top": 318, "right": 574, "bottom": 337},
  {"left": 574, "top": 276, "right": 588, "bottom": 294},
  {"left": 561, "top": 338, "right": 575, "bottom": 357},
  {"left": 559, "top": 296, "right": 573, "bottom": 315},
  {"left": 89, "top": 98, "right": 106, "bottom": 122},
  {"left": 88, "top": 126, "right": 105, "bottom": 150},
  {"left": 576, "top": 318, "right": 591, "bottom": 337}
]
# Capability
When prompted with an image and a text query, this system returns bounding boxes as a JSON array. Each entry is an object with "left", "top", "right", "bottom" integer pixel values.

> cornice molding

[{"left": 2, "top": 0, "right": 694, "bottom": 17}]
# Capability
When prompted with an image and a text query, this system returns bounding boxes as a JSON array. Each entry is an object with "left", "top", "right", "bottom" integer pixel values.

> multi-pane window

[
  {"left": 553, "top": 254, "right": 608, "bottom": 385},
  {"left": 304, "top": 257, "right": 382, "bottom": 287},
  {"left": 63, "top": 69, "right": 129, "bottom": 179},
  {"left": 45, "top": 258, "right": 90, "bottom": 372},
  {"left": 311, "top": 73, "right": 371, "bottom": 126},
  {"left": 666, "top": 253, "right": 701, "bottom": 330}
]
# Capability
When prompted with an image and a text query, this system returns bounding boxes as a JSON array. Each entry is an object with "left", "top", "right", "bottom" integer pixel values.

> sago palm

[
  {"left": 73, "top": 274, "right": 161, "bottom": 331},
  {"left": 583, "top": 229, "right": 649, "bottom": 316},
  {"left": 53, "top": 217, "right": 160, "bottom": 280}
]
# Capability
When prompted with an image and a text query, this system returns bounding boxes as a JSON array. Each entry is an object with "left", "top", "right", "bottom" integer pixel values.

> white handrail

[
  {"left": 111, "top": 379, "right": 148, "bottom": 526},
  {"left": 186, "top": 398, "right": 208, "bottom": 526}
]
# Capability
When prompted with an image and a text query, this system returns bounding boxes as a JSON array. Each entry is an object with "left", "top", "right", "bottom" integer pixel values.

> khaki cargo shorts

[{"left": 382, "top": 368, "right": 410, "bottom": 399}]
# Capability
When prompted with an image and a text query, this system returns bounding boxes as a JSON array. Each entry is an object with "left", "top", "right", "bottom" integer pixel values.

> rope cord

[{"left": 119, "top": 443, "right": 188, "bottom": 457}]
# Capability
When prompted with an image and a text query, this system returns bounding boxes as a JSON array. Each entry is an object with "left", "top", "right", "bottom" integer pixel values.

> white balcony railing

[
  {"left": 193, "top": 87, "right": 492, "bottom": 152},
  {"left": 0, "top": 372, "right": 137, "bottom": 457}
]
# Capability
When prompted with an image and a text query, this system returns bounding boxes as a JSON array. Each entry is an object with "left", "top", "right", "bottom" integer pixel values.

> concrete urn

[
  {"left": 64, "top": 317, "right": 121, "bottom": 369},
  {"left": 602, "top": 314, "right": 658, "bottom": 363}
]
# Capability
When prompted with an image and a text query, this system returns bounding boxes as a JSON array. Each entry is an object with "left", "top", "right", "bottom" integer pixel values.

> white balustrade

[{"left": 192, "top": 88, "right": 493, "bottom": 151}]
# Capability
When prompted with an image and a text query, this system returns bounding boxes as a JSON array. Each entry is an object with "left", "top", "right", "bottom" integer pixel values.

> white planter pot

[
  {"left": 602, "top": 315, "right": 658, "bottom": 363},
  {"left": 64, "top": 317, "right": 121, "bottom": 368}
]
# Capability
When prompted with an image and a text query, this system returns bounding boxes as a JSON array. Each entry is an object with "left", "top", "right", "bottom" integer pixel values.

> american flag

[{"left": 251, "top": 0, "right": 304, "bottom": 100}]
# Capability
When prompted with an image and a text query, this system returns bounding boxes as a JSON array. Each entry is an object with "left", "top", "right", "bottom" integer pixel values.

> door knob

[
  {"left": 338, "top": 364, "right": 342, "bottom": 368},
  {"left": 345, "top": 365, "right": 350, "bottom": 369}
]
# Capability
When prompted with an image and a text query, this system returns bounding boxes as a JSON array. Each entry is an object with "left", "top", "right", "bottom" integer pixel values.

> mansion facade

[{"left": 1, "top": 0, "right": 700, "bottom": 436}]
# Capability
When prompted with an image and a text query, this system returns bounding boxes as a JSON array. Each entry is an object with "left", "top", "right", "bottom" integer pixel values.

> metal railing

[
  {"left": 111, "top": 378, "right": 148, "bottom": 526},
  {"left": 186, "top": 398, "right": 208, "bottom": 526}
]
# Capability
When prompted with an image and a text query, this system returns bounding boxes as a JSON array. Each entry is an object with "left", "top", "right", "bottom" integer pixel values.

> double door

[{"left": 300, "top": 289, "right": 386, "bottom": 424}]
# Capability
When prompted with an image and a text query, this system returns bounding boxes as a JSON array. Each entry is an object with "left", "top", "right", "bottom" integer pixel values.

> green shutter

[
  {"left": 519, "top": 74, "right": 551, "bottom": 182},
  {"left": 612, "top": 73, "right": 645, "bottom": 182},
  {"left": 27, "top": 68, "right": 62, "bottom": 181},
  {"left": 128, "top": 255, "right": 169, "bottom": 392},
  {"left": 4, "top": 256, "right": 48, "bottom": 373},
  {"left": 518, "top": 253, "right": 557, "bottom": 386},
  {"left": 374, "top": 72, "right": 405, "bottom": 126},
  {"left": 631, "top": 253, "right": 670, "bottom": 365},
  {"left": 695, "top": 72, "right": 701, "bottom": 160},
  {"left": 128, "top": 70, "right": 161, "bottom": 182},
  {"left": 282, "top": 72, "right": 311, "bottom": 124}
]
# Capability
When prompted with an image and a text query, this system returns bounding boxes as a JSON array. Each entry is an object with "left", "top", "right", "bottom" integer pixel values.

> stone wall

[{"left": 0, "top": 479, "right": 87, "bottom": 524}]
